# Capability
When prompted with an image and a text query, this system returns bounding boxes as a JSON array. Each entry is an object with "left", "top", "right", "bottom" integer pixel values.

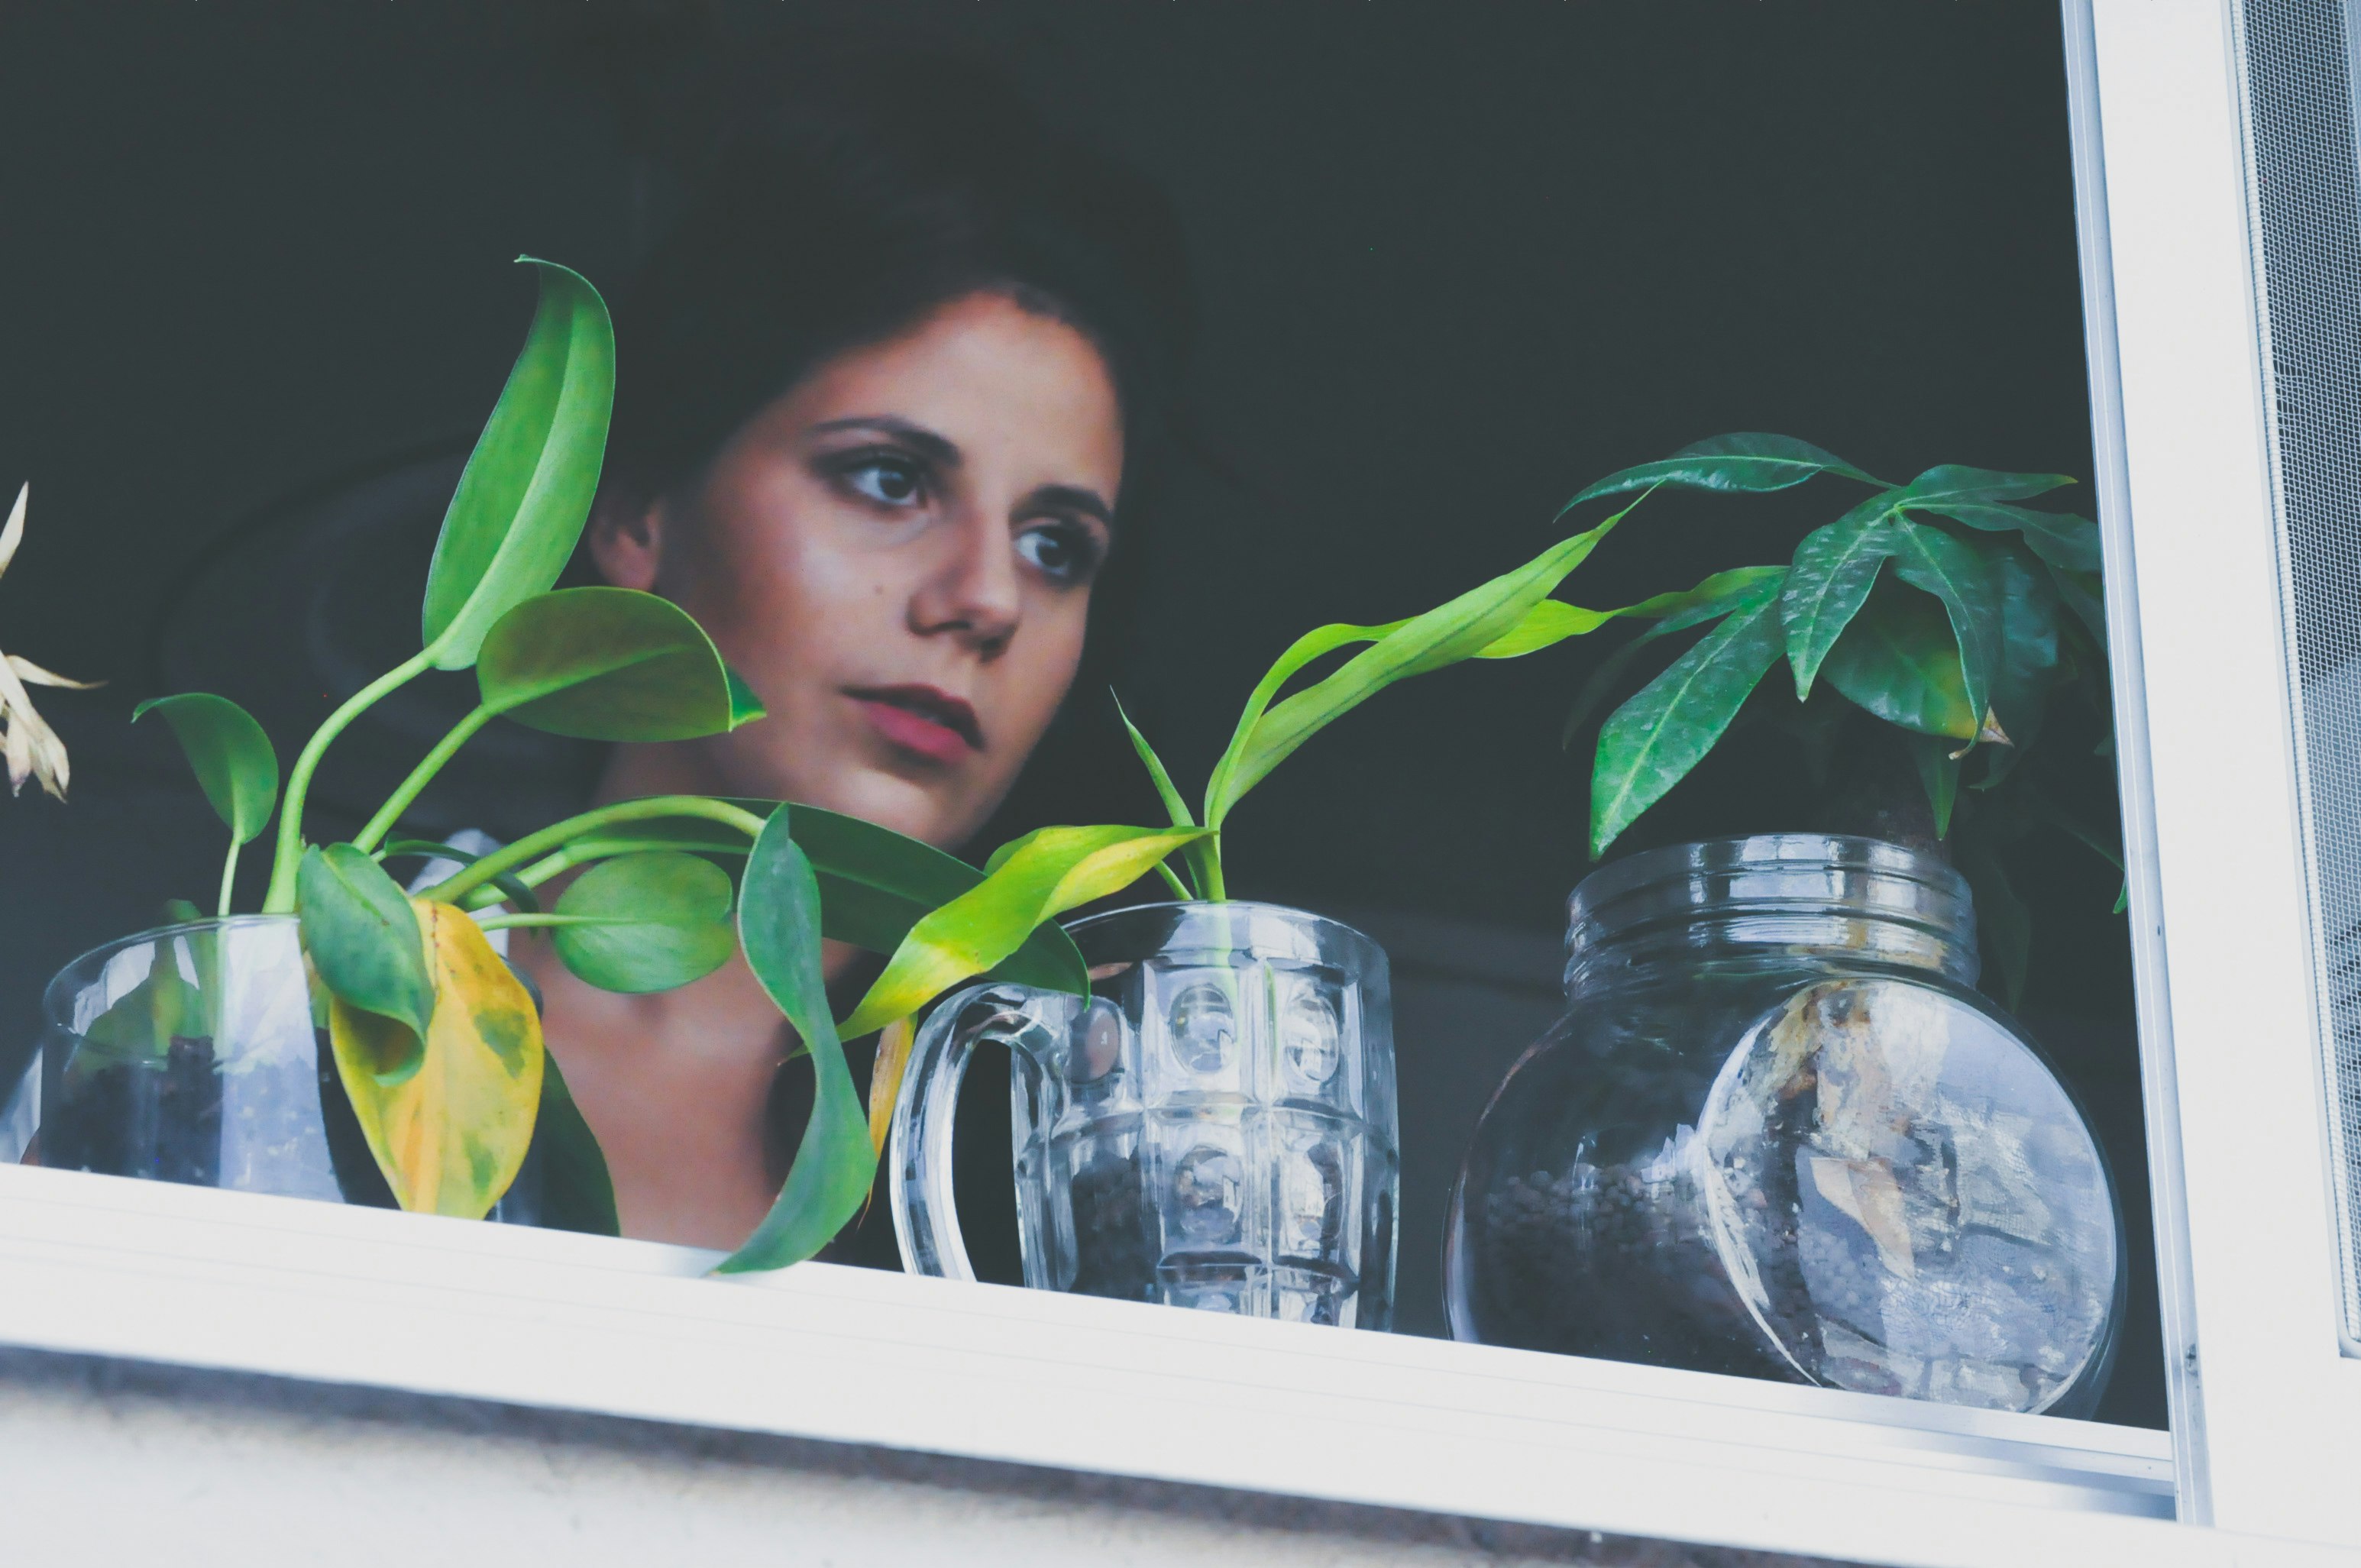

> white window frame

[{"left": 0, "top": 3, "right": 2337, "bottom": 1561}]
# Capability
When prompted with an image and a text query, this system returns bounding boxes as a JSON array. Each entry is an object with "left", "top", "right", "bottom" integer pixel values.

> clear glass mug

[{"left": 891, "top": 901, "right": 1399, "bottom": 1328}]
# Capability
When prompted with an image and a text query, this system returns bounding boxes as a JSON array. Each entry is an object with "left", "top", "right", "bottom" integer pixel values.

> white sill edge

[{"left": 0, "top": 1162, "right": 2305, "bottom": 1568}]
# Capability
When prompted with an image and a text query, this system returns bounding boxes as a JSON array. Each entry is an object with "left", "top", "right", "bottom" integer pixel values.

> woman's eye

[
  {"left": 843, "top": 457, "right": 926, "bottom": 506},
  {"left": 1016, "top": 522, "right": 1103, "bottom": 585}
]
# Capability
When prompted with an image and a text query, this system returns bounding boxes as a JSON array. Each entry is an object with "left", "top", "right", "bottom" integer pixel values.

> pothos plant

[
  {"left": 125, "top": 257, "right": 1202, "bottom": 1272},
  {"left": 1557, "top": 433, "right": 2120, "bottom": 1004}
]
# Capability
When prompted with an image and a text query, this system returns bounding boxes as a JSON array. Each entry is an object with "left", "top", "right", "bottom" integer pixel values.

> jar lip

[
  {"left": 1567, "top": 833, "right": 1974, "bottom": 951},
  {"left": 44, "top": 913, "right": 304, "bottom": 1026}
]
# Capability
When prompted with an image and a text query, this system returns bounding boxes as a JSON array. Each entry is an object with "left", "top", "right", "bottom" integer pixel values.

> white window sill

[{"left": 0, "top": 1162, "right": 2274, "bottom": 1568}]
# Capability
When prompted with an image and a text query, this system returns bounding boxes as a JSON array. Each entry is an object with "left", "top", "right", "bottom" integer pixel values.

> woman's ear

[{"left": 586, "top": 490, "right": 667, "bottom": 592}]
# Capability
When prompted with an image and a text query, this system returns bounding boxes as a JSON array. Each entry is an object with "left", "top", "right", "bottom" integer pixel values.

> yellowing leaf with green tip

[
  {"left": 839, "top": 824, "right": 1208, "bottom": 1039},
  {"left": 328, "top": 899, "right": 543, "bottom": 1219}
]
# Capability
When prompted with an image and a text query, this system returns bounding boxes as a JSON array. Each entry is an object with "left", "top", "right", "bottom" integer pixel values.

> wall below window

[{"left": 0, "top": 1347, "right": 1832, "bottom": 1568}]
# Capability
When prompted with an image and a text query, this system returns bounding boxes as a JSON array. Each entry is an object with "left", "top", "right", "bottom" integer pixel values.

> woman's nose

[{"left": 906, "top": 509, "right": 1021, "bottom": 657}]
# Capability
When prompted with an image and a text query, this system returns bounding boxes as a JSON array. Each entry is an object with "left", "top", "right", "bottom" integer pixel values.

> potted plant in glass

[
  {"left": 28, "top": 258, "right": 1173, "bottom": 1275},
  {"left": 1447, "top": 434, "right": 2127, "bottom": 1416},
  {"left": 875, "top": 489, "right": 1670, "bottom": 1325}
]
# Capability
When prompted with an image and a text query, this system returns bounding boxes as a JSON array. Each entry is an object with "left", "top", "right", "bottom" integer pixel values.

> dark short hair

[{"left": 603, "top": 51, "right": 1195, "bottom": 527}]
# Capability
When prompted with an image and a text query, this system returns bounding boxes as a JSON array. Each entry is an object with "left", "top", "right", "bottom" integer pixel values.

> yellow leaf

[
  {"left": 838, "top": 824, "right": 1208, "bottom": 1039},
  {"left": 328, "top": 899, "right": 543, "bottom": 1218},
  {"left": 868, "top": 1016, "right": 914, "bottom": 1160}
]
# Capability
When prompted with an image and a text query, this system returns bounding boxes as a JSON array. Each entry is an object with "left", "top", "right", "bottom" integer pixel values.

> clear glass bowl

[
  {"left": 18, "top": 915, "right": 556, "bottom": 1224},
  {"left": 1444, "top": 836, "right": 2123, "bottom": 1416}
]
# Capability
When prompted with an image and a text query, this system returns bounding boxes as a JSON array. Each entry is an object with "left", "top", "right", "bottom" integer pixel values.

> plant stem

[
  {"left": 1152, "top": 859, "right": 1192, "bottom": 901},
  {"left": 262, "top": 647, "right": 437, "bottom": 912},
  {"left": 351, "top": 703, "right": 498, "bottom": 854},
  {"left": 505, "top": 835, "right": 750, "bottom": 891},
  {"left": 215, "top": 837, "right": 240, "bottom": 920},
  {"left": 1199, "top": 837, "right": 1226, "bottom": 902},
  {"left": 471, "top": 912, "right": 603, "bottom": 932},
  {"left": 419, "top": 795, "right": 768, "bottom": 906}
]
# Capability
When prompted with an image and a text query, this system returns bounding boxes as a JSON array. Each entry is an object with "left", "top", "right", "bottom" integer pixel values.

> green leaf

[
  {"left": 1907, "top": 499, "right": 2102, "bottom": 574},
  {"left": 1890, "top": 521, "right": 2004, "bottom": 739},
  {"left": 477, "top": 587, "right": 762, "bottom": 740},
  {"left": 1560, "top": 567, "right": 1789, "bottom": 748},
  {"left": 1563, "top": 432, "right": 1880, "bottom": 510},
  {"left": 1889, "top": 463, "right": 2075, "bottom": 509},
  {"left": 548, "top": 852, "right": 736, "bottom": 993},
  {"left": 1112, "top": 695, "right": 1195, "bottom": 831},
  {"left": 1206, "top": 508, "right": 1628, "bottom": 828},
  {"left": 298, "top": 843, "right": 436, "bottom": 1046},
  {"left": 1111, "top": 694, "right": 1206, "bottom": 898},
  {"left": 1956, "top": 839, "right": 2031, "bottom": 1010},
  {"left": 1907, "top": 732, "right": 1962, "bottom": 839},
  {"left": 421, "top": 258, "right": 616, "bottom": 670},
  {"left": 726, "top": 668, "right": 765, "bottom": 728},
  {"left": 134, "top": 693, "right": 279, "bottom": 845},
  {"left": 1977, "top": 544, "right": 2063, "bottom": 788},
  {"left": 1590, "top": 572, "right": 1787, "bottom": 858},
  {"left": 716, "top": 806, "right": 876, "bottom": 1272},
  {"left": 380, "top": 839, "right": 542, "bottom": 913},
  {"left": 1820, "top": 584, "right": 1979, "bottom": 739},
  {"left": 1779, "top": 493, "right": 1903, "bottom": 700},
  {"left": 568, "top": 797, "right": 1092, "bottom": 997},
  {"left": 2049, "top": 564, "right": 2107, "bottom": 648},
  {"left": 533, "top": 1042, "right": 620, "bottom": 1237},
  {"left": 840, "top": 824, "right": 1211, "bottom": 1040}
]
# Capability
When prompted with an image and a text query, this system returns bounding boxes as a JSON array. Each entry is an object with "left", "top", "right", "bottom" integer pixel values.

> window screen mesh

[{"left": 2242, "top": 0, "right": 2361, "bottom": 1342}]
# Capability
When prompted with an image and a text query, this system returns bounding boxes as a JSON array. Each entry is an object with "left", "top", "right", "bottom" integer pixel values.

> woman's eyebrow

[
  {"left": 809, "top": 415, "right": 960, "bottom": 466},
  {"left": 1027, "top": 483, "right": 1114, "bottom": 527}
]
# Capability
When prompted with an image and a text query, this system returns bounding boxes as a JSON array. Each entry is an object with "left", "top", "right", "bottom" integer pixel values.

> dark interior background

[{"left": 0, "top": 4, "right": 2156, "bottom": 1425}]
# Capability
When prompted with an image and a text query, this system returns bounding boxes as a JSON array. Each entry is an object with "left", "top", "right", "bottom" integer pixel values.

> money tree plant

[
  {"left": 1560, "top": 433, "right": 2120, "bottom": 1004},
  {"left": 125, "top": 257, "right": 1189, "bottom": 1272}
]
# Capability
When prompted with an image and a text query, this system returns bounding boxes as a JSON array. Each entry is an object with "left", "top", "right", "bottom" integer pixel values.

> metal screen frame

[{"left": 2233, "top": 0, "right": 2361, "bottom": 1356}]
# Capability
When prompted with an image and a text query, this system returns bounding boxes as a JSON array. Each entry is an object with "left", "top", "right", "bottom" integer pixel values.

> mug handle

[{"left": 888, "top": 984, "right": 1056, "bottom": 1280}]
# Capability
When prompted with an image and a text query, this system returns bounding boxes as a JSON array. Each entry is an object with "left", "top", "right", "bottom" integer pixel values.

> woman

[{"left": 513, "top": 57, "right": 1192, "bottom": 1250}]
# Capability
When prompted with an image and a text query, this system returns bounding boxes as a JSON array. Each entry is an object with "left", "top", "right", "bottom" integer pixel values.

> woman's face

[{"left": 591, "top": 290, "right": 1124, "bottom": 850}]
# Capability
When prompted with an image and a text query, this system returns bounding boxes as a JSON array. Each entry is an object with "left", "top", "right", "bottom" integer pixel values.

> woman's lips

[{"left": 846, "top": 684, "right": 984, "bottom": 765}]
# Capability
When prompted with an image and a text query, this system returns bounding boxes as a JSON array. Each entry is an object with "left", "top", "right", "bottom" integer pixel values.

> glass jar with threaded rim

[{"left": 1444, "top": 834, "right": 2123, "bottom": 1417}]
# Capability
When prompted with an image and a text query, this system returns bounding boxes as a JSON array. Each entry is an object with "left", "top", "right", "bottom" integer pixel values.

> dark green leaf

[
  {"left": 549, "top": 852, "right": 736, "bottom": 993},
  {"left": 134, "top": 693, "right": 279, "bottom": 845},
  {"left": 1956, "top": 839, "right": 2031, "bottom": 1010},
  {"left": 1908, "top": 499, "right": 2102, "bottom": 573},
  {"left": 297, "top": 843, "right": 435, "bottom": 1044},
  {"left": 1890, "top": 464, "right": 2075, "bottom": 509},
  {"left": 532, "top": 1049, "right": 619, "bottom": 1237},
  {"left": 422, "top": 258, "right": 616, "bottom": 670},
  {"left": 717, "top": 806, "right": 876, "bottom": 1272},
  {"left": 1890, "top": 521, "right": 2003, "bottom": 736},
  {"left": 1560, "top": 567, "right": 1788, "bottom": 748},
  {"left": 584, "top": 798, "right": 1091, "bottom": 997},
  {"left": 1590, "top": 573, "right": 1787, "bottom": 857},
  {"left": 1907, "top": 732, "right": 1962, "bottom": 839},
  {"left": 478, "top": 587, "right": 761, "bottom": 741},
  {"left": 1820, "top": 584, "right": 1979, "bottom": 739},
  {"left": 1976, "top": 544, "right": 2062, "bottom": 789},
  {"left": 2049, "top": 564, "right": 2107, "bottom": 648},
  {"left": 1564, "top": 432, "right": 1880, "bottom": 511},
  {"left": 1779, "top": 493, "right": 1903, "bottom": 699}
]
